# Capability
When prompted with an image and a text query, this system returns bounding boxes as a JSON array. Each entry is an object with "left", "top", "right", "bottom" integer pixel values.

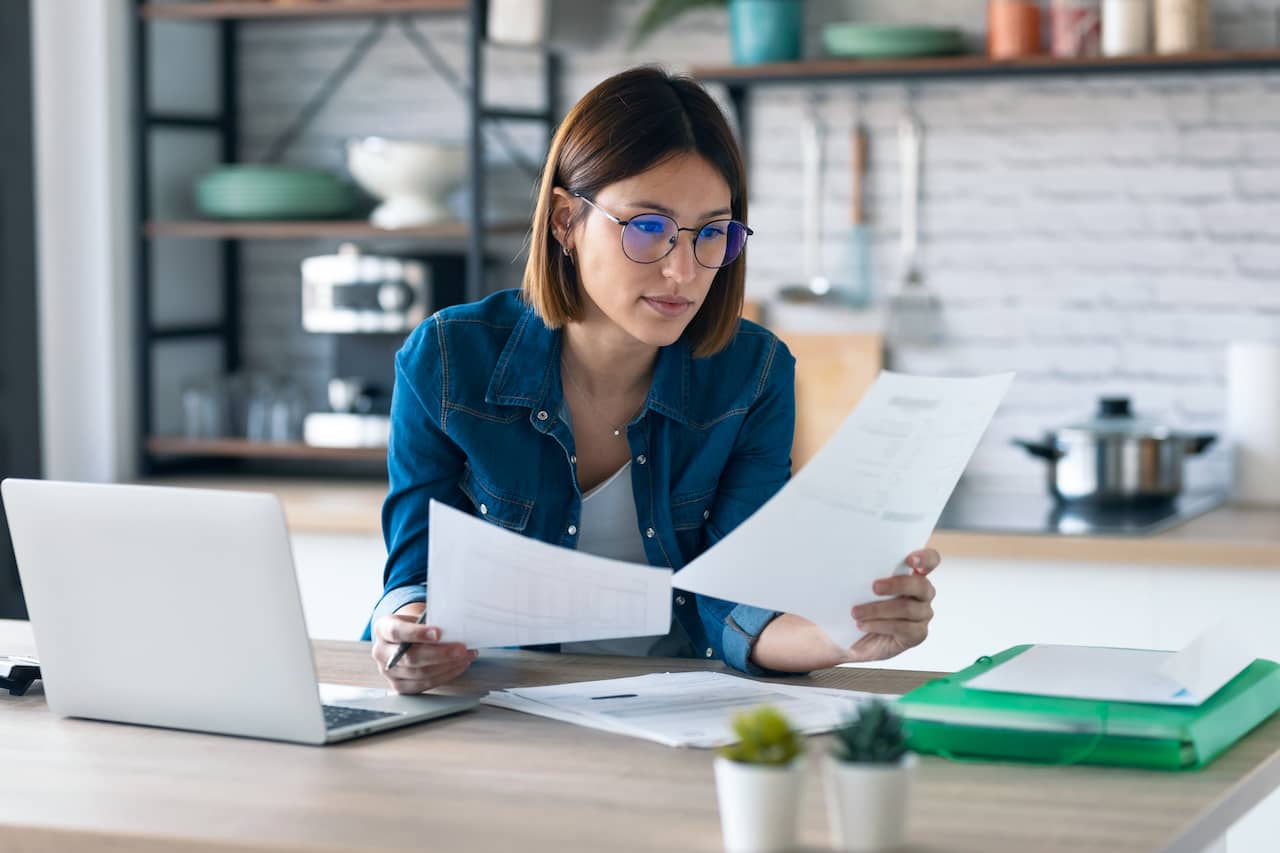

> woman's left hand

[{"left": 844, "top": 548, "right": 940, "bottom": 663}]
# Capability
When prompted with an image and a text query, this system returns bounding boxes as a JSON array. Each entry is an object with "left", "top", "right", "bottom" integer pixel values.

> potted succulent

[
  {"left": 630, "top": 0, "right": 804, "bottom": 65},
  {"left": 714, "top": 705, "right": 807, "bottom": 853},
  {"left": 825, "top": 699, "right": 917, "bottom": 852}
]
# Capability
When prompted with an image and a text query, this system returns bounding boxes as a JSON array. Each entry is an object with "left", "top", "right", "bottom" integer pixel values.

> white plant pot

[
  {"left": 713, "top": 755, "right": 806, "bottom": 853},
  {"left": 824, "top": 753, "right": 917, "bottom": 852},
  {"left": 488, "top": 0, "right": 548, "bottom": 45}
]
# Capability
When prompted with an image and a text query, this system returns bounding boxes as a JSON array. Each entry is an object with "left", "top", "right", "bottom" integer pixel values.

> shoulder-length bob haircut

[{"left": 522, "top": 66, "right": 748, "bottom": 358}]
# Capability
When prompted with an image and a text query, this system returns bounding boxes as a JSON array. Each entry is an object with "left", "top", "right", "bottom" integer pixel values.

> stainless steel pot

[{"left": 1013, "top": 397, "right": 1217, "bottom": 505}]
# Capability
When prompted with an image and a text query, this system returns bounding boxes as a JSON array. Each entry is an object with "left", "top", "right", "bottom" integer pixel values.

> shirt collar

[{"left": 486, "top": 303, "right": 692, "bottom": 426}]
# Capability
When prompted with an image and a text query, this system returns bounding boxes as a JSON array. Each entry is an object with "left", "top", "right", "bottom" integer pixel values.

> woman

[{"left": 368, "top": 66, "right": 939, "bottom": 694}]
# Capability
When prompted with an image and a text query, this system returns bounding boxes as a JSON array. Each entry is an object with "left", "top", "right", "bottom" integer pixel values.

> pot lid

[{"left": 1055, "top": 397, "right": 1174, "bottom": 438}]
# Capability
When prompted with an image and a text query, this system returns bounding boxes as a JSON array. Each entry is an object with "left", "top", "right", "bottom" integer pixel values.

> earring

[{"left": 561, "top": 244, "right": 570, "bottom": 257}]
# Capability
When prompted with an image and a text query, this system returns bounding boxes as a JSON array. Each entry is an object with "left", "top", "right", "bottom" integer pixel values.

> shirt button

[
  {"left": 645, "top": 527, "right": 655, "bottom": 539},
  {"left": 636, "top": 454, "right": 647, "bottom": 465},
  {"left": 570, "top": 454, "right": 577, "bottom": 464},
  {"left": 479, "top": 504, "right": 488, "bottom": 515},
  {"left": 536, "top": 410, "right": 549, "bottom": 421},
  {"left": 676, "top": 595, "right": 686, "bottom": 606},
  {"left": 703, "top": 509, "right": 710, "bottom": 520},
  {"left": 567, "top": 524, "right": 578, "bottom": 536},
  {"left": 705, "top": 648, "right": 714, "bottom": 658}
]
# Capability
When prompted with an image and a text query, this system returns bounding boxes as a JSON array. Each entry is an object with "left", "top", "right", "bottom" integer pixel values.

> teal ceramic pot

[{"left": 729, "top": 0, "right": 803, "bottom": 65}]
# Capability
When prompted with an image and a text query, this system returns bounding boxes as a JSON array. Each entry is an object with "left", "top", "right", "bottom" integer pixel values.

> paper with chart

[
  {"left": 482, "top": 670, "right": 898, "bottom": 748},
  {"left": 426, "top": 499, "right": 672, "bottom": 648},
  {"left": 672, "top": 370, "right": 1013, "bottom": 648}
]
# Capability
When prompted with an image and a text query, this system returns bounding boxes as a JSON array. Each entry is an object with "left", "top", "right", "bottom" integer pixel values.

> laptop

[{"left": 0, "top": 478, "right": 477, "bottom": 745}]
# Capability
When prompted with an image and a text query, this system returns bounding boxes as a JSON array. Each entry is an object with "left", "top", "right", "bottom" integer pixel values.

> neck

[{"left": 561, "top": 321, "right": 657, "bottom": 400}]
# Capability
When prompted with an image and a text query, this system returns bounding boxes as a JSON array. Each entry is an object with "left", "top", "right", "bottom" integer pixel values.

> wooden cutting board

[{"left": 743, "top": 301, "right": 883, "bottom": 470}]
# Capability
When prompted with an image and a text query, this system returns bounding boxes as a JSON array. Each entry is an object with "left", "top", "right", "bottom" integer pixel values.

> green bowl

[
  {"left": 822, "top": 23, "right": 967, "bottom": 59},
  {"left": 194, "top": 165, "right": 355, "bottom": 220}
]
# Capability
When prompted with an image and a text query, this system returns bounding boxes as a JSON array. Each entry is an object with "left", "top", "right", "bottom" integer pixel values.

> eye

[
  {"left": 698, "top": 224, "right": 726, "bottom": 240},
  {"left": 631, "top": 218, "right": 668, "bottom": 235}
]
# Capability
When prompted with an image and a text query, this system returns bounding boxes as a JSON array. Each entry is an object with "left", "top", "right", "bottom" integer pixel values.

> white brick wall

[{"left": 232, "top": 0, "right": 1280, "bottom": 490}]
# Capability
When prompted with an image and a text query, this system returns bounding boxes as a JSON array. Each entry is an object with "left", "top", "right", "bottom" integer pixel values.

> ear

[{"left": 549, "top": 188, "right": 579, "bottom": 251}]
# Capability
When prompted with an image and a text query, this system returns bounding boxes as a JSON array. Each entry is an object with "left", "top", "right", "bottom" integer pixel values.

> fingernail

[
  {"left": 909, "top": 556, "right": 920, "bottom": 567},
  {"left": 873, "top": 581, "right": 888, "bottom": 594},
  {"left": 426, "top": 628, "right": 440, "bottom": 641},
  {"left": 469, "top": 650, "right": 479, "bottom": 659}
]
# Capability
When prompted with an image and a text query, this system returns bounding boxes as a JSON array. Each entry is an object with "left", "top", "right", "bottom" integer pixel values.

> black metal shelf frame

[{"left": 133, "top": 0, "right": 559, "bottom": 476}]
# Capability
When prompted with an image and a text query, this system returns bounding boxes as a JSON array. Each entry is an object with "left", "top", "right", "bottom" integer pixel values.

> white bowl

[{"left": 345, "top": 137, "right": 467, "bottom": 229}]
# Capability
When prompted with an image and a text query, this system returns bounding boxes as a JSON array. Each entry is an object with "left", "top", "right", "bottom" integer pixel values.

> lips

[{"left": 642, "top": 296, "right": 693, "bottom": 318}]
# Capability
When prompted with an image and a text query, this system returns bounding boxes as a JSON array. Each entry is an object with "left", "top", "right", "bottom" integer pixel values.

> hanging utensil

[
  {"left": 780, "top": 100, "right": 833, "bottom": 302},
  {"left": 885, "top": 108, "right": 942, "bottom": 347},
  {"left": 835, "top": 108, "right": 874, "bottom": 307}
]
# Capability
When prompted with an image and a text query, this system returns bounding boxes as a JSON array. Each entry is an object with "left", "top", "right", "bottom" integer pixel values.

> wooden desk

[{"left": 0, "top": 620, "right": 1277, "bottom": 852}]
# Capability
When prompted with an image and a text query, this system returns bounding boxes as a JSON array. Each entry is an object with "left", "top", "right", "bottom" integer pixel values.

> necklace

[{"left": 561, "top": 357, "right": 645, "bottom": 438}]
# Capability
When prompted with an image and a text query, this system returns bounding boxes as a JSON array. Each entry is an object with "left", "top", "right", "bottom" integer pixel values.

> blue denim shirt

[{"left": 366, "top": 289, "right": 797, "bottom": 675}]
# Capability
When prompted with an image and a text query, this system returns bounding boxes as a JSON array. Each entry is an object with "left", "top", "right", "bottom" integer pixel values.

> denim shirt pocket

[
  {"left": 458, "top": 465, "right": 534, "bottom": 532},
  {"left": 670, "top": 486, "right": 716, "bottom": 561}
]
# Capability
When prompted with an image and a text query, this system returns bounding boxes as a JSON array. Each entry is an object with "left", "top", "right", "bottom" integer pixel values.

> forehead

[{"left": 598, "top": 153, "right": 731, "bottom": 213}]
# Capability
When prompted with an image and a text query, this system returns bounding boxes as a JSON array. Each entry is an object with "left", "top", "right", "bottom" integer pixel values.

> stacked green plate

[
  {"left": 194, "top": 165, "right": 355, "bottom": 220},
  {"left": 822, "top": 23, "right": 967, "bottom": 59}
]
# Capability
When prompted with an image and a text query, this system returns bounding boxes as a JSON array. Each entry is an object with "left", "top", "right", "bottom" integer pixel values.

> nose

[{"left": 661, "top": 232, "right": 698, "bottom": 284}]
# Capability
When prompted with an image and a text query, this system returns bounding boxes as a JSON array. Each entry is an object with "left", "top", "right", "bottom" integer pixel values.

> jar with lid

[
  {"left": 1101, "top": 0, "right": 1150, "bottom": 55},
  {"left": 988, "top": 0, "right": 1043, "bottom": 58},
  {"left": 1154, "top": 0, "right": 1211, "bottom": 53}
]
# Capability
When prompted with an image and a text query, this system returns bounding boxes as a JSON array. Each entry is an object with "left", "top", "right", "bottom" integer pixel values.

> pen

[{"left": 385, "top": 609, "right": 429, "bottom": 670}]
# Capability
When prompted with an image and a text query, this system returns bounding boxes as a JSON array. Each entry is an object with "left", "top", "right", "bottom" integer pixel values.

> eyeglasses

[{"left": 572, "top": 193, "right": 752, "bottom": 269}]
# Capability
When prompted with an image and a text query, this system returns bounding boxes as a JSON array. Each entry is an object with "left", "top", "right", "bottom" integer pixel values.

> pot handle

[
  {"left": 1012, "top": 438, "right": 1064, "bottom": 461},
  {"left": 1187, "top": 434, "right": 1217, "bottom": 455}
]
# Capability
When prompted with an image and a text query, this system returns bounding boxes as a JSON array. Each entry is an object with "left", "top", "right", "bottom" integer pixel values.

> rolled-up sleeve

[
  {"left": 693, "top": 336, "right": 797, "bottom": 675},
  {"left": 362, "top": 320, "right": 468, "bottom": 640}
]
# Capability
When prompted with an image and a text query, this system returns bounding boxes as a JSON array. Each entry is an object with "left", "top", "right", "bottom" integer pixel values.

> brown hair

[{"left": 522, "top": 66, "right": 747, "bottom": 358}]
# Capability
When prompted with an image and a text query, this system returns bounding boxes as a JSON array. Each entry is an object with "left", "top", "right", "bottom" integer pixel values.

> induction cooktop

[{"left": 936, "top": 485, "right": 1226, "bottom": 537}]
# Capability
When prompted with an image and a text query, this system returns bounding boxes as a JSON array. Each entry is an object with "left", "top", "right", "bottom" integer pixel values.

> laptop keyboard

[{"left": 322, "top": 704, "right": 401, "bottom": 730}]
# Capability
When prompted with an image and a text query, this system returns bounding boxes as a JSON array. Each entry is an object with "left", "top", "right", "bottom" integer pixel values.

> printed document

[
  {"left": 426, "top": 499, "right": 672, "bottom": 648},
  {"left": 966, "top": 627, "right": 1256, "bottom": 706},
  {"left": 672, "top": 370, "right": 1013, "bottom": 647},
  {"left": 483, "top": 670, "right": 899, "bottom": 747}
]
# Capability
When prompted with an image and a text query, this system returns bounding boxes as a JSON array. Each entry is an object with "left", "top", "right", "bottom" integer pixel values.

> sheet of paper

[
  {"left": 672, "top": 370, "right": 1014, "bottom": 647},
  {"left": 1160, "top": 622, "right": 1256, "bottom": 703},
  {"left": 965, "top": 637, "right": 1255, "bottom": 705},
  {"left": 426, "top": 500, "right": 672, "bottom": 648},
  {"left": 482, "top": 671, "right": 896, "bottom": 748}
]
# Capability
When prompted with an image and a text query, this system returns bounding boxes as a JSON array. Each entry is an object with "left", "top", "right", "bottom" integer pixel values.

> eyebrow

[{"left": 623, "top": 200, "right": 733, "bottom": 220}]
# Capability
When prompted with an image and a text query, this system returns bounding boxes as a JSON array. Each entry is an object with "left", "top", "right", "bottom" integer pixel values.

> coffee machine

[{"left": 300, "top": 244, "right": 465, "bottom": 448}]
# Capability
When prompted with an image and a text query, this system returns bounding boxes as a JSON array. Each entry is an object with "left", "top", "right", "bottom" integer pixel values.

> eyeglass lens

[{"left": 620, "top": 215, "right": 749, "bottom": 268}]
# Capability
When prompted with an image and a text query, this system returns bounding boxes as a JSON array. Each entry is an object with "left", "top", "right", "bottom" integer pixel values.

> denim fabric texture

[{"left": 365, "top": 289, "right": 797, "bottom": 675}]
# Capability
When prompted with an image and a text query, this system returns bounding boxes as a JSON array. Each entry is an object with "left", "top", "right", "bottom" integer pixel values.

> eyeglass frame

[{"left": 570, "top": 192, "right": 753, "bottom": 269}]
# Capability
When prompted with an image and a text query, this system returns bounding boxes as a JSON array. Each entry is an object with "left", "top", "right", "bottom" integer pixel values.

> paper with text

[
  {"left": 482, "top": 671, "right": 899, "bottom": 748},
  {"left": 672, "top": 370, "right": 1013, "bottom": 647},
  {"left": 426, "top": 499, "right": 672, "bottom": 648}
]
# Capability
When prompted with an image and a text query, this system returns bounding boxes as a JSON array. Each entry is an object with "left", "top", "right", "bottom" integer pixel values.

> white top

[{"left": 560, "top": 462, "right": 690, "bottom": 657}]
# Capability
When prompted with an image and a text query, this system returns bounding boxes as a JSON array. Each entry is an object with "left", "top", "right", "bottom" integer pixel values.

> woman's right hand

[{"left": 371, "top": 603, "right": 478, "bottom": 694}]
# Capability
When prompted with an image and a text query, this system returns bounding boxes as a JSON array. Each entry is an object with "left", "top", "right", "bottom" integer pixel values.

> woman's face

[{"left": 554, "top": 153, "right": 733, "bottom": 350}]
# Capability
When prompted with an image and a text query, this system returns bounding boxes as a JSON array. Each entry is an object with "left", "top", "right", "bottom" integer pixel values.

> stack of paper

[{"left": 482, "top": 671, "right": 898, "bottom": 748}]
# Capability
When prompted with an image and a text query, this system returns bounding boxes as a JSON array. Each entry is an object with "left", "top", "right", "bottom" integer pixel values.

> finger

[
  {"left": 386, "top": 656, "right": 475, "bottom": 694},
  {"left": 391, "top": 643, "right": 473, "bottom": 672},
  {"left": 856, "top": 619, "right": 928, "bottom": 647},
  {"left": 375, "top": 617, "right": 441, "bottom": 646},
  {"left": 873, "top": 574, "right": 936, "bottom": 602},
  {"left": 853, "top": 598, "right": 933, "bottom": 624},
  {"left": 905, "top": 549, "right": 941, "bottom": 574}
]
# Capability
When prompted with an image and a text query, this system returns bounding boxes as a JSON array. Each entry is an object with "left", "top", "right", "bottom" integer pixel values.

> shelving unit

[
  {"left": 134, "top": 0, "right": 558, "bottom": 474},
  {"left": 694, "top": 48, "right": 1280, "bottom": 155}
]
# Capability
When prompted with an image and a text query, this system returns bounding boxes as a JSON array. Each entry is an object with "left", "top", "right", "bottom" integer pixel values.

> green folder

[{"left": 897, "top": 645, "right": 1280, "bottom": 771}]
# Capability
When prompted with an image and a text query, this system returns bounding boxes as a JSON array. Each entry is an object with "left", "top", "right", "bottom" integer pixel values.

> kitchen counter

[{"left": 141, "top": 476, "right": 1280, "bottom": 567}]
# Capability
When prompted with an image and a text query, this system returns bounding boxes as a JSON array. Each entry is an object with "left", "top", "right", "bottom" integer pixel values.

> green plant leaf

[
  {"left": 628, "top": 0, "right": 726, "bottom": 51},
  {"left": 718, "top": 705, "right": 804, "bottom": 766}
]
